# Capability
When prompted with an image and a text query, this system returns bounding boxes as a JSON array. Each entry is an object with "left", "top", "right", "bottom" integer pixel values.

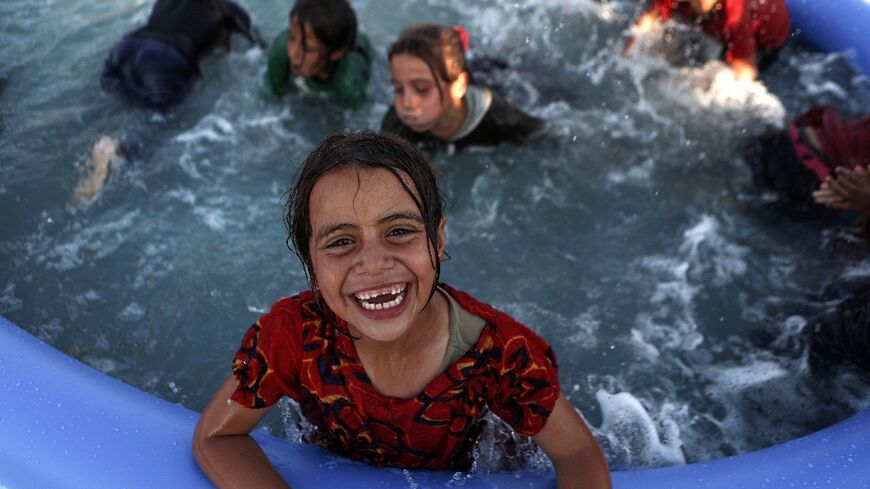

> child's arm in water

[
  {"left": 622, "top": 10, "right": 660, "bottom": 58},
  {"left": 193, "top": 375, "right": 291, "bottom": 489},
  {"left": 730, "top": 55, "right": 758, "bottom": 82},
  {"left": 532, "top": 395, "right": 612, "bottom": 489}
]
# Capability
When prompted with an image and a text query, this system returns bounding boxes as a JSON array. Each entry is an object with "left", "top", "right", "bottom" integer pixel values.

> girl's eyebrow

[
  {"left": 378, "top": 211, "right": 424, "bottom": 225},
  {"left": 315, "top": 223, "right": 355, "bottom": 243}
]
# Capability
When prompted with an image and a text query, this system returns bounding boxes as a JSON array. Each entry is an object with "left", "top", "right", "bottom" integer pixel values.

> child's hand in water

[
  {"left": 813, "top": 166, "right": 870, "bottom": 215},
  {"left": 72, "top": 136, "right": 119, "bottom": 206}
]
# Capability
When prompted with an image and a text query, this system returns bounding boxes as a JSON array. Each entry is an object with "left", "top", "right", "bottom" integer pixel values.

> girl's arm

[
  {"left": 623, "top": 10, "right": 661, "bottom": 58},
  {"left": 193, "top": 375, "right": 291, "bottom": 489},
  {"left": 533, "top": 395, "right": 612, "bottom": 489},
  {"left": 730, "top": 55, "right": 758, "bottom": 81}
]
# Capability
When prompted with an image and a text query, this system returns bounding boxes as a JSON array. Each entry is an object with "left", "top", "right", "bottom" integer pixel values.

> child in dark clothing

[
  {"left": 742, "top": 106, "right": 870, "bottom": 242},
  {"left": 192, "top": 131, "right": 611, "bottom": 489},
  {"left": 101, "top": 0, "right": 263, "bottom": 111},
  {"left": 381, "top": 24, "right": 543, "bottom": 153}
]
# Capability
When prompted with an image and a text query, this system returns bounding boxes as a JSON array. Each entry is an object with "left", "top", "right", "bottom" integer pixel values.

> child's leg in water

[{"left": 73, "top": 136, "right": 119, "bottom": 205}]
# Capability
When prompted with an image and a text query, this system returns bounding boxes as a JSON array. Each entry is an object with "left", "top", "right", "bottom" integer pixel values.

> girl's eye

[
  {"left": 393, "top": 85, "right": 404, "bottom": 95},
  {"left": 325, "top": 237, "right": 353, "bottom": 249},
  {"left": 388, "top": 227, "right": 417, "bottom": 239}
]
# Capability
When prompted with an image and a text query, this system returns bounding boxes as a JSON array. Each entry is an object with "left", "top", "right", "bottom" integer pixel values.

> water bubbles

[{"left": 402, "top": 469, "right": 418, "bottom": 489}]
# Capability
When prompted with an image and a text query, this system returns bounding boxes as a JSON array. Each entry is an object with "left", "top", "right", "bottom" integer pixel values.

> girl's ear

[
  {"left": 449, "top": 72, "right": 469, "bottom": 102},
  {"left": 329, "top": 48, "right": 349, "bottom": 62},
  {"left": 437, "top": 216, "right": 447, "bottom": 261}
]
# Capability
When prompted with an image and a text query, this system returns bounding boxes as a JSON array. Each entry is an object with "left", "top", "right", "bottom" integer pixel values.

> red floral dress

[{"left": 230, "top": 284, "right": 560, "bottom": 471}]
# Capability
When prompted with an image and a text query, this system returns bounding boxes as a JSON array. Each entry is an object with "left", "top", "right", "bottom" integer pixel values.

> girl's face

[
  {"left": 308, "top": 166, "right": 445, "bottom": 344},
  {"left": 287, "top": 17, "right": 329, "bottom": 78},
  {"left": 390, "top": 54, "right": 454, "bottom": 133}
]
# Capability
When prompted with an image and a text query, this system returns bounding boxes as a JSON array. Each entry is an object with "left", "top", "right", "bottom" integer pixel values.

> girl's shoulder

[
  {"left": 440, "top": 284, "right": 554, "bottom": 353},
  {"left": 258, "top": 290, "right": 324, "bottom": 333}
]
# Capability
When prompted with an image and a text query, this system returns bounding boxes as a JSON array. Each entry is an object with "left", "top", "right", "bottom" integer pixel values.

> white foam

[
  {"left": 118, "top": 302, "right": 145, "bottom": 322},
  {"left": 192, "top": 206, "right": 228, "bottom": 231},
  {"left": 840, "top": 259, "right": 870, "bottom": 280},
  {"left": 35, "top": 210, "right": 141, "bottom": 271},
  {"left": 607, "top": 157, "right": 655, "bottom": 185},
  {"left": 0, "top": 281, "right": 23, "bottom": 314},
  {"left": 628, "top": 328, "right": 660, "bottom": 361},
  {"left": 707, "top": 361, "right": 788, "bottom": 392},
  {"left": 173, "top": 115, "right": 236, "bottom": 144},
  {"left": 595, "top": 390, "right": 686, "bottom": 467},
  {"left": 83, "top": 356, "right": 117, "bottom": 375}
]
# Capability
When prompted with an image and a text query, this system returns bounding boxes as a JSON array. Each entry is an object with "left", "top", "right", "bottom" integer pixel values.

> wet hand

[
  {"left": 834, "top": 166, "right": 870, "bottom": 215},
  {"left": 813, "top": 166, "right": 870, "bottom": 215}
]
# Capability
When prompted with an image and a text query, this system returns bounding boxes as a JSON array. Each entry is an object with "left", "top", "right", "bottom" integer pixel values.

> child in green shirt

[{"left": 264, "top": 0, "right": 373, "bottom": 109}]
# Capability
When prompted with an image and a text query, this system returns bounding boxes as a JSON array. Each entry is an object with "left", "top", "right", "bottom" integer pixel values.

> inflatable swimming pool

[
  {"left": 1, "top": 313, "right": 869, "bottom": 488},
  {"left": 786, "top": 0, "right": 870, "bottom": 76}
]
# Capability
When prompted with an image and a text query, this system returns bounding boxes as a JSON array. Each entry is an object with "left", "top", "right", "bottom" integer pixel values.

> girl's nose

[
  {"left": 401, "top": 91, "right": 418, "bottom": 110},
  {"left": 355, "top": 240, "right": 393, "bottom": 275}
]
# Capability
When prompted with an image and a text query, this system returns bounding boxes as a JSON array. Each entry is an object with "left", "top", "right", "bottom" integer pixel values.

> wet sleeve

[
  {"left": 487, "top": 322, "right": 561, "bottom": 436},
  {"left": 264, "top": 30, "right": 291, "bottom": 97},
  {"left": 230, "top": 297, "right": 303, "bottom": 409},
  {"left": 652, "top": 0, "right": 674, "bottom": 20},
  {"left": 333, "top": 55, "right": 371, "bottom": 108},
  {"left": 483, "top": 91, "right": 544, "bottom": 143},
  {"left": 332, "top": 34, "right": 373, "bottom": 108},
  {"left": 722, "top": 1, "right": 756, "bottom": 64}
]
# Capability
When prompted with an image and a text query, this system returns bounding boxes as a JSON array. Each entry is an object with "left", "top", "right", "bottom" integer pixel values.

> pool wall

[{"left": 786, "top": 0, "right": 870, "bottom": 76}]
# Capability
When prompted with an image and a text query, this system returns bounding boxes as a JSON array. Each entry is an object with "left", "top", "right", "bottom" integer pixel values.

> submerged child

[
  {"left": 263, "top": 0, "right": 373, "bottom": 109},
  {"left": 101, "top": 0, "right": 263, "bottom": 111},
  {"left": 381, "top": 24, "right": 544, "bottom": 152},
  {"left": 193, "top": 131, "right": 611, "bottom": 488},
  {"left": 742, "top": 106, "right": 870, "bottom": 241},
  {"left": 624, "top": 0, "right": 790, "bottom": 81}
]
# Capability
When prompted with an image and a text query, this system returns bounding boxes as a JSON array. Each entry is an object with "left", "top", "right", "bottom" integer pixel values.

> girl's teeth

[{"left": 358, "top": 290, "right": 405, "bottom": 311}]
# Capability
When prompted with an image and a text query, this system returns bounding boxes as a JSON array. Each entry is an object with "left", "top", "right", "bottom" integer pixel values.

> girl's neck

[
  {"left": 352, "top": 290, "right": 450, "bottom": 397},
  {"left": 430, "top": 96, "right": 468, "bottom": 141}
]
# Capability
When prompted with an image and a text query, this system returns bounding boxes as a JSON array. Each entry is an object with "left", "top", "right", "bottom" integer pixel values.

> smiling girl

[
  {"left": 263, "top": 0, "right": 373, "bottom": 108},
  {"left": 193, "top": 131, "right": 611, "bottom": 488},
  {"left": 382, "top": 24, "right": 544, "bottom": 152}
]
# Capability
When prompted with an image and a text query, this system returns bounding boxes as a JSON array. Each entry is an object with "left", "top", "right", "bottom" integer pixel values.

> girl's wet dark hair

[
  {"left": 285, "top": 130, "right": 446, "bottom": 293},
  {"left": 388, "top": 24, "right": 468, "bottom": 100},
  {"left": 290, "top": 0, "right": 357, "bottom": 60}
]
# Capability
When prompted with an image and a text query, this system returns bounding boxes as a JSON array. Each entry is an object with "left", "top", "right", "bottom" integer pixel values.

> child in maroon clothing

[
  {"left": 742, "top": 106, "right": 870, "bottom": 243},
  {"left": 625, "top": 0, "right": 791, "bottom": 81},
  {"left": 192, "top": 131, "right": 611, "bottom": 488}
]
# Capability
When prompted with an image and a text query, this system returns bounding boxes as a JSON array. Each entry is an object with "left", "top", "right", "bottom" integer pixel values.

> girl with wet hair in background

[
  {"left": 382, "top": 24, "right": 544, "bottom": 153},
  {"left": 263, "top": 0, "right": 373, "bottom": 109},
  {"left": 193, "top": 130, "right": 611, "bottom": 489}
]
